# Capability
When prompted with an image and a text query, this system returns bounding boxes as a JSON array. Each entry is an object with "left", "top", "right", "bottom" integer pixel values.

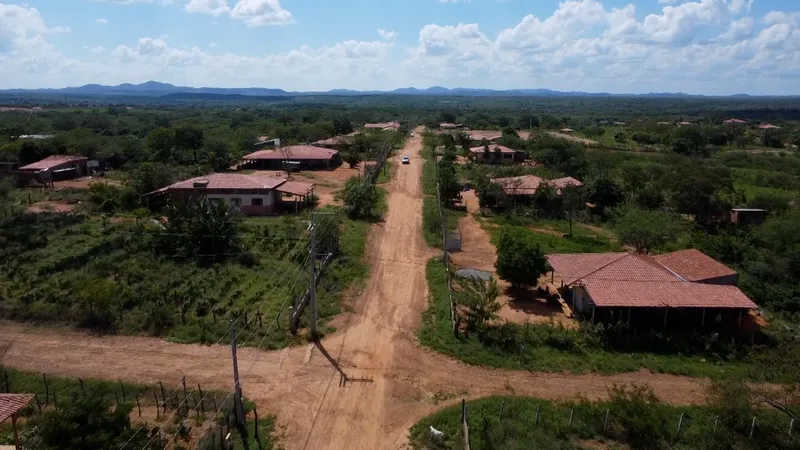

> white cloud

[
  {"left": 95, "top": 18, "right": 109, "bottom": 24},
  {"left": 185, "top": 0, "right": 230, "bottom": 16},
  {"left": 91, "top": 0, "right": 175, "bottom": 4},
  {"left": 378, "top": 29, "right": 397, "bottom": 41},
  {"left": 90, "top": 46, "right": 105, "bottom": 53},
  {"left": 1, "top": 0, "right": 800, "bottom": 95},
  {"left": 719, "top": 16, "right": 753, "bottom": 40},
  {"left": 210, "top": 42, "right": 217, "bottom": 48},
  {"left": 229, "top": 0, "right": 293, "bottom": 26}
]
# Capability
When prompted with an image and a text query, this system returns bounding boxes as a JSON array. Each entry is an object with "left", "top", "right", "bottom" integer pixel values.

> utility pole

[
  {"left": 309, "top": 211, "right": 318, "bottom": 338},
  {"left": 230, "top": 320, "right": 246, "bottom": 429}
]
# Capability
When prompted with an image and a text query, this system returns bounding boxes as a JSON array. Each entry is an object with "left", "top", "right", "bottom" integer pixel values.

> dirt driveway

[
  {"left": 0, "top": 128, "right": 707, "bottom": 449},
  {"left": 547, "top": 131, "right": 600, "bottom": 146}
]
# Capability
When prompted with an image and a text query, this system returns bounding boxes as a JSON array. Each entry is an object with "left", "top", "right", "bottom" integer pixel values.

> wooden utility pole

[
  {"left": 230, "top": 320, "right": 246, "bottom": 428},
  {"left": 309, "top": 211, "right": 318, "bottom": 338}
]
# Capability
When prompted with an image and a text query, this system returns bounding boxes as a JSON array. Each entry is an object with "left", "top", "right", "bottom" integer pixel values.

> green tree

[
  {"left": 174, "top": 125, "right": 205, "bottom": 163},
  {"left": 454, "top": 275, "right": 502, "bottom": 335},
  {"left": 342, "top": 177, "right": 381, "bottom": 219},
  {"left": 202, "top": 137, "right": 236, "bottom": 172},
  {"left": 342, "top": 151, "right": 363, "bottom": 169},
  {"left": 612, "top": 207, "right": 684, "bottom": 254},
  {"left": 36, "top": 393, "right": 148, "bottom": 450},
  {"left": 495, "top": 227, "right": 549, "bottom": 288},
  {"left": 127, "top": 162, "right": 176, "bottom": 196},
  {"left": 156, "top": 196, "right": 242, "bottom": 260},
  {"left": 332, "top": 116, "right": 354, "bottom": 135},
  {"left": 437, "top": 158, "right": 462, "bottom": 205},
  {"left": 561, "top": 184, "right": 584, "bottom": 236},
  {"left": 586, "top": 175, "right": 623, "bottom": 216},
  {"left": 147, "top": 127, "right": 175, "bottom": 163}
]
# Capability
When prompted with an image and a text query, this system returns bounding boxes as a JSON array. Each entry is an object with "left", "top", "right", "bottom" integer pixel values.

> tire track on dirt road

[{"left": 0, "top": 128, "right": 708, "bottom": 449}]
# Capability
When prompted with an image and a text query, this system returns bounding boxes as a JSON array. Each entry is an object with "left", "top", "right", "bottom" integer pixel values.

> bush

[
  {"left": 495, "top": 227, "right": 548, "bottom": 287},
  {"left": 342, "top": 176, "right": 381, "bottom": 219}
]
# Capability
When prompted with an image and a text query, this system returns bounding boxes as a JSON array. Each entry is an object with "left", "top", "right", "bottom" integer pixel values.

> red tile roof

[
  {"left": 165, "top": 173, "right": 289, "bottom": 191},
  {"left": 19, "top": 155, "right": 88, "bottom": 171},
  {"left": 469, "top": 144, "right": 518, "bottom": 154},
  {"left": 491, "top": 174, "right": 583, "bottom": 195},
  {"left": 582, "top": 279, "right": 757, "bottom": 308},
  {"left": 723, "top": 119, "right": 747, "bottom": 124},
  {"left": 0, "top": 394, "right": 34, "bottom": 423},
  {"left": 276, "top": 180, "right": 314, "bottom": 196},
  {"left": 364, "top": 121, "right": 400, "bottom": 131},
  {"left": 313, "top": 137, "right": 346, "bottom": 146},
  {"left": 468, "top": 131, "right": 503, "bottom": 141},
  {"left": 243, "top": 145, "right": 338, "bottom": 161},
  {"left": 547, "top": 250, "right": 755, "bottom": 309},
  {"left": 759, "top": 123, "right": 781, "bottom": 130},
  {"left": 492, "top": 174, "right": 547, "bottom": 195},
  {"left": 653, "top": 249, "right": 737, "bottom": 282}
]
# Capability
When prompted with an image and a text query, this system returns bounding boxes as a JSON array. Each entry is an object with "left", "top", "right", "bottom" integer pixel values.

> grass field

[
  {"left": 408, "top": 394, "right": 798, "bottom": 450},
  {"left": 0, "top": 206, "right": 370, "bottom": 347},
  {"left": 483, "top": 217, "right": 623, "bottom": 254},
  {"left": 418, "top": 258, "right": 754, "bottom": 378}
]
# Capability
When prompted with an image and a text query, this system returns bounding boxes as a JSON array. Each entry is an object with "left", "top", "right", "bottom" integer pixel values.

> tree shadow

[{"left": 504, "top": 285, "right": 563, "bottom": 319}]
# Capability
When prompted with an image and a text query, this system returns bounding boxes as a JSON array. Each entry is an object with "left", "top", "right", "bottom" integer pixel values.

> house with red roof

[
  {"left": 241, "top": 145, "right": 341, "bottom": 171},
  {"left": 546, "top": 250, "right": 757, "bottom": 329},
  {"left": 18, "top": 155, "right": 88, "bottom": 181},
  {"left": 363, "top": 121, "right": 401, "bottom": 132},
  {"left": 147, "top": 173, "right": 314, "bottom": 216},
  {"left": 468, "top": 144, "right": 526, "bottom": 165},
  {"left": 491, "top": 174, "right": 583, "bottom": 196}
]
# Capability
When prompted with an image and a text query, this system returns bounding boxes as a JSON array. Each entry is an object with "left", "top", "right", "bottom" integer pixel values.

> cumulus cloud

[
  {"left": 228, "top": 0, "right": 293, "bottom": 26},
  {"left": 378, "top": 29, "right": 397, "bottom": 41},
  {"left": 185, "top": 0, "right": 230, "bottom": 16},
  {"left": 1, "top": 0, "right": 800, "bottom": 95},
  {"left": 95, "top": 18, "right": 109, "bottom": 24}
]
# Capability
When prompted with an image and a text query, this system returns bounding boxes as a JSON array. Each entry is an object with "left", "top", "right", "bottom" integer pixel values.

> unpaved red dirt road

[{"left": 0, "top": 129, "right": 707, "bottom": 449}]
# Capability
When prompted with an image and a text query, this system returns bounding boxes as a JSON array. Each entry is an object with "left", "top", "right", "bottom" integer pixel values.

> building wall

[
  {"left": 205, "top": 192, "right": 277, "bottom": 216},
  {"left": 571, "top": 285, "right": 593, "bottom": 314},
  {"left": 697, "top": 273, "right": 739, "bottom": 286}
]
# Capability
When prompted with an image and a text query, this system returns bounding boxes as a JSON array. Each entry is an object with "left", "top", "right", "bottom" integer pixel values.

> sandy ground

[
  {"left": 0, "top": 129, "right": 708, "bottom": 449},
  {"left": 54, "top": 176, "right": 122, "bottom": 190},
  {"left": 450, "top": 190, "right": 573, "bottom": 327},
  {"left": 27, "top": 201, "right": 76, "bottom": 213},
  {"left": 256, "top": 163, "right": 367, "bottom": 208},
  {"left": 547, "top": 131, "right": 600, "bottom": 146}
]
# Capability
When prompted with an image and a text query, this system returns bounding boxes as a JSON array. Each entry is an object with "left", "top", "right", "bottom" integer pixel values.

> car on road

[{"left": 401, "top": 156, "right": 410, "bottom": 164}]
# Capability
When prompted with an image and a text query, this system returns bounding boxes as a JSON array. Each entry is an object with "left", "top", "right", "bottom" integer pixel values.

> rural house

[
  {"left": 440, "top": 123, "right": 467, "bottom": 130},
  {"left": 146, "top": 173, "right": 314, "bottom": 216},
  {"left": 467, "top": 131, "right": 503, "bottom": 145},
  {"left": 18, "top": 155, "right": 88, "bottom": 181},
  {"left": 491, "top": 174, "right": 583, "bottom": 197},
  {"left": 313, "top": 136, "right": 349, "bottom": 149},
  {"left": 546, "top": 250, "right": 757, "bottom": 330},
  {"left": 468, "top": 144, "right": 526, "bottom": 165},
  {"left": 363, "top": 121, "right": 401, "bottom": 132},
  {"left": 241, "top": 145, "right": 341, "bottom": 171}
]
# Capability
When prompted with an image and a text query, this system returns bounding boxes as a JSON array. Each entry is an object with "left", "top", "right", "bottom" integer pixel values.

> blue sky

[{"left": 1, "top": 0, "right": 799, "bottom": 94}]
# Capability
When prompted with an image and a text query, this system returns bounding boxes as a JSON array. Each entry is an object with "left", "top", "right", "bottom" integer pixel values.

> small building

[
  {"left": 364, "top": 121, "right": 401, "bottom": 132},
  {"left": 241, "top": 145, "right": 341, "bottom": 171},
  {"left": 678, "top": 121, "right": 696, "bottom": 126},
  {"left": 758, "top": 123, "right": 781, "bottom": 130},
  {"left": 313, "top": 136, "right": 349, "bottom": 149},
  {"left": 546, "top": 251, "right": 757, "bottom": 330},
  {"left": 468, "top": 144, "right": 525, "bottom": 165},
  {"left": 731, "top": 208, "right": 768, "bottom": 227},
  {"left": 560, "top": 128, "right": 575, "bottom": 134},
  {"left": 253, "top": 136, "right": 279, "bottom": 150},
  {"left": 147, "top": 173, "right": 314, "bottom": 216},
  {"left": 0, "top": 393, "right": 34, "bottom": 450},
  {"left": 440, "top": 123, "right": 467, "bottom": 130},
  {"left": 491, "top": 174, "right": 583, "bottom": 197},
  {"left": 723, "top": 118, "right": 747, "bottom": 125},
  {"left": 467, "top": 131, "right": 503, "bottom": 144},
  {"left": 18, "top": 155, "right": 88, "bottom": 181}
]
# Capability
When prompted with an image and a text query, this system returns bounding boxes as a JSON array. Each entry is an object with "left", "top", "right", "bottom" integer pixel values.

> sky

[{"left": 0, "top": 0, "right": 798, "bottom": 94}]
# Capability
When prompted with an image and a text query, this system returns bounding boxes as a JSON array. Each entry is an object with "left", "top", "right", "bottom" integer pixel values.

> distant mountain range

[{"left": 0, "top": 81, "right": 795, "bottom": 99}]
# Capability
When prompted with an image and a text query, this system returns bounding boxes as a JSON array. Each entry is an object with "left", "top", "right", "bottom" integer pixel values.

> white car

[{"left": 401, "top": 156, "right": 410, "bottom": 164}]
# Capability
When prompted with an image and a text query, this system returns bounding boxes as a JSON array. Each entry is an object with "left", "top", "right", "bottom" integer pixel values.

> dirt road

[
  {"left": 0, "top": 128, "right": 707, "bottom": 449},
  {"left": 547, "top": 131, "right": 600, "bottom": 146}
]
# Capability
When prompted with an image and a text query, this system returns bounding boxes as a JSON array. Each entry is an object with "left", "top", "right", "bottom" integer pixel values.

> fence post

[
  {"left": 34, "top": 394, "right": 42, "bottom": 414},
  {"left": 198, "top": 384, "right": 206, "bottom": 416},
  {"left": 79, "top": 378, "right": 85, "bottom": 395},
  {"left": 3, "top": 370, "right": 9, "bottom": 393},
  {"left": 676, "top": 413, "right": 684, "bottom": 441},
  {"left": 159, "top": 381, "right": 166, "bottom": 412},
  {"left": 119, "top": 379, "right": 127, "bottom": 403},
  {"left": 499, "top": 401, "right": 504, "bottom": 421},
  {"left": 603, "top": 409, "right": 610, "bottom": 432},
  {"left": 790, "top": 418, "right": 794, "bottom": 436},
  {"left": 713, "top": 415, "right": 719, "bottom": 439},
  {"left": 153, "top": 391, "right": 160, "bottom": 419},
  {"left": 535, "top": 404, "right": 540, "bottom": 426},
  {"left": 750, "top": 417, "right": 756, "bottom": 438},
  {"left": 135, "top": 395, "right": 142, "bottom": 417},
  {"left": 461, "top": 399, "right": 470, "bottom": 450},
  {"left": 568, "top": 407, "right": 574, "bottom": 427},
  {"left": 42, "top": 373, "right": 49, "bottom": 405}
]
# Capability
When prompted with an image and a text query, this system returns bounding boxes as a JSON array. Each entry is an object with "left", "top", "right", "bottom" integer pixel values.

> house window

[
  {"left": 251, "top": 197, "right": 264, "bottom": 206},
  {"left": 504, "top": 153, "right": 512, "bottom": 159},
  {"left": 230, "top": 198, "right": 242, "bottom": 207}
]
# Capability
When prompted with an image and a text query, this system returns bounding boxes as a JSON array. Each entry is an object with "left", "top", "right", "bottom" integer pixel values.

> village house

[
  {"left": 146, "top": 173, "right": 314, "bottom": 216},
  {"left": 560, "top": 128, "right": 575, "bottom": 134},
  {"left": 731, "top": 208, "right": 768, "bottom": 227},
  {"left": 18, "top": 155, "right": 88, "bottom": 182},
  {"left": 467, "top": 131, "right": 503, "bottom": 145},
  {"left": 363, "top": 121, "right": 401, "bottom": 132},
  {"left": 723, "top": 118, "right": 747, "bottom": 125},
  {"left": 241, "top": 145, "right": 341, "bottom": 171},
  {"left": 491, "top": 174, "right": 583, "bottom": 197},
  {"left": 440, "top": 123, "right": 468, "bottom": 130},
  {"left": 312, "top": 136, "right": 349, "bottom": 150},
  {"left": 546, "top": 249, "right": 757, "bottom": 330},
  {"left": 468, "top": 144, "right": 526, "bottom": 165}
]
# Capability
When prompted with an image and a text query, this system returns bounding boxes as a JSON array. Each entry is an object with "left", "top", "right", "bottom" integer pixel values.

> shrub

[{"left": 495, "top": 227, "right": 548, "bottom": 287}]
